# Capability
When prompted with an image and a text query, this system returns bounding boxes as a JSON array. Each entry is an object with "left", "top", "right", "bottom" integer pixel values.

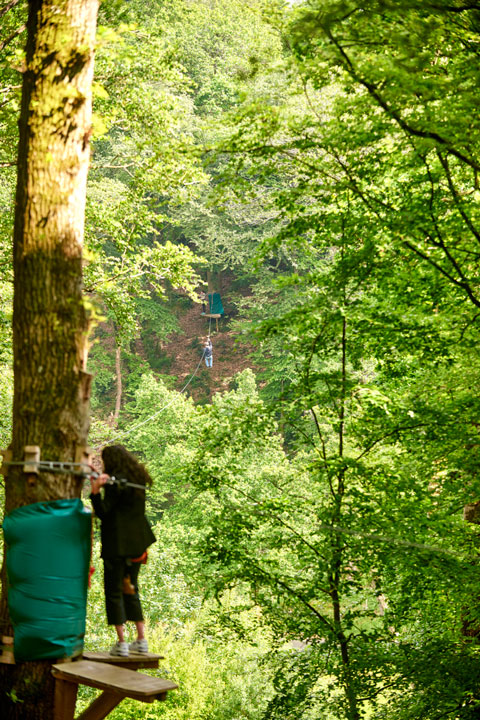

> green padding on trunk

[{"left": 3, "top": 498, "right": 91, "bottom": 662}]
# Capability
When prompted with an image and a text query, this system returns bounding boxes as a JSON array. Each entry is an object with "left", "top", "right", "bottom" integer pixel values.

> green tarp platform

[{"left": 208, "top": 292, "right": 224, "bottom": 315}]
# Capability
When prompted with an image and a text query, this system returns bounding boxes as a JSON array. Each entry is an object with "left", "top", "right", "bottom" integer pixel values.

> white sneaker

[
  {"left": 110, "top": 641, "right": 129, "bottom": 657},
  {"left": 129, "top": 638, "right": 148, "bottom": 654}
]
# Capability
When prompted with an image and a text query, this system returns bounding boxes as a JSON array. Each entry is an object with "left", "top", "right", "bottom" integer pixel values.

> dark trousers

[{"left": 103, "top": 557, "right": 144, "bottom": 626}]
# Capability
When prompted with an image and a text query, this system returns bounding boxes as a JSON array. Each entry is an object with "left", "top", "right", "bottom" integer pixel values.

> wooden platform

[
  {"left": 83, "top": 650, "right": 164, "bottom": 670},
  {"left": 52, "top": 653, "right": 177, "bottom": 720},
  {"left": 202, "top": 312, "right": 222, "bottom": 330}
]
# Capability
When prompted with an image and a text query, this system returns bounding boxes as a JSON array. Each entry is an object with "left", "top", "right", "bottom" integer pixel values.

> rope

[
  {"left": 1, "top": 460, "right": 87, "bottom": 474},
  {"left": 97, "top": 350, "right": 205, "bottom": 449},
  {"left": 0, "top": 314, "right": 216, "bottom": 493},
  {"left": 103, "top": 475, "right": 147, "bottom": 491},
  {"left": 1, "top": 460, "right": 474, "bottom": 560},
  {"left": 96, "top": 314, "right": 213, "bottom": 450},
  {"left": 0, "top": 460, "right": 147, "bottom": 491}
]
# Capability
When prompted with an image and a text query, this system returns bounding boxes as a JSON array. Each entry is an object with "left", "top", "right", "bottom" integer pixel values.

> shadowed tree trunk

[
  {"left": 114, "top": 343, "right": 122, "bottom": 423},
  {"left": 0, "top": 1, "right": 99, "bottom": 717}
]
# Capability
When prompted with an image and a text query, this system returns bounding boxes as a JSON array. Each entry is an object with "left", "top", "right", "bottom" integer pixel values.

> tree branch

[
  {"left": 459, "top": 311, "right": 480, "bottom": 340},
  {"left": 0, "top": 0, "right": 20, "bottom": 20},
  {"left": 354, "top": 422, "right": 428, "bottom": 462},
  {"left": 0, "top": 84, "right": 22, "bottom": 94},
  {"left": 437, "top": 151, "right": 480, "bottom": 246},
  {"left": 428, "top": 2, "right": 480, "bottom": 12},
  {"left": 323, "top": 27, "right": 480, "bottom": 173},
  {"left": 0, "top": 23, "right": 26, "bottom": 53},
  {"left": 250, "top": 559, "right": 335, "bottom": 632},
  {"left": 220, "top": 479, "right": 326, "bottom": 561},
  {"left": 403, "top": 239, "right": 480, "bottom": 308}
]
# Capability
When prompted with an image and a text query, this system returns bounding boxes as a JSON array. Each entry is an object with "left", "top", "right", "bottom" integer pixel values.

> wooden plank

[
  {"left": 83, "top": 650, "right": 163, "bottom": 670},
  {"left": 75, "top": 690, "right": 121, "bottom": 720},
  {"left": 53, "top": 678, "right": 78, "bottom": 720},
  {"left": 0, "top": 635, "right": 15, "bottom": 665},
  {"left": 52, "top": 660, "right": 178, "bottom": 702}
]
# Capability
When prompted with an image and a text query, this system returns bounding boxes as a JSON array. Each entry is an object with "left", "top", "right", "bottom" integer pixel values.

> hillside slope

[{"left": 162, "top": 302, "right": 255, "bottom": 400}]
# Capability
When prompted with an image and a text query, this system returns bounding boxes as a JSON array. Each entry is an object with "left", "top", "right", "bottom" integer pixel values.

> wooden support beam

[
  {"left": 75, "top": 690, "right": 120, "bottom": 720},
  {"left": 52, "top": 659, "right": 178, "bottom": 720},
  {"left": 54, "top": 678, "right": 78, "bottom": 720},
  {"left": 23, "top": 445, "right": 40, "bottom": 475}
]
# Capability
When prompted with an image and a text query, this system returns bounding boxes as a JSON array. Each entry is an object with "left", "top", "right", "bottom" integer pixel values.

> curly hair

[{"left": 101, "top": 445, "right": 153, "bottom": 487}]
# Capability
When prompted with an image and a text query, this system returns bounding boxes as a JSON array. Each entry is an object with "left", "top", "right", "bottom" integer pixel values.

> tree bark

[
  {"left": 0, "top": 1, "right": 99, "bottom": 717},
  {"left": 206, "top": 269, "right": 214, "bottom": 293},
  {"left": 329, "top": 314, "right": 360, "bottom": 720},
  {"left": 114, "top": 344, "right": 122, "bottom": 423}
]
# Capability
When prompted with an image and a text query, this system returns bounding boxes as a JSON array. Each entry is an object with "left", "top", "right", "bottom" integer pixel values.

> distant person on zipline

[
  {"left": 90, "top": 444, "right": 156, "bottom": 657},
  {"left": 204, "top": 337, "right": 213, "bottom": 368}
]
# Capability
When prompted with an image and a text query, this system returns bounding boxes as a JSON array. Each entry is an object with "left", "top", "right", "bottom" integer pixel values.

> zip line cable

[
  {"left": 0, "top": 457, "right": 475, "bottom": 563},
  {"left": 97, "top": 350, "right": 205, "bottom": 449},
  {"left": 2, "top": 312, "right": 472, "bottom": 563},
  {"left": 0, "top": 313, "right": 214, "bottom": 498},
  {"left": 95, "top": 315, "right": 213, "bottom": 450},
  {"left": 0, "top": 460, "right": 145, "bottom": 491}
]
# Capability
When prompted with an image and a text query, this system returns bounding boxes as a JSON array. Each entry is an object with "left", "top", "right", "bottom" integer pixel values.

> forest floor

[{"left": 161, "top": 301, "right": 256, "bottom": 401}]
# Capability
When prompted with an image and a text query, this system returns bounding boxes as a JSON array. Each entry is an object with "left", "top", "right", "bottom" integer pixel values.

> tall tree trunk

[
  {"left": 330, "top": 314, "right": 359, "bottom": 720},
  {"left": 0, "top": 1, "right": 99, "bottom": 717},
  {"left": 114, "top": 344, "right": 122, "bottom": 423},
  {"left": 206, "top": 269, "right": 214, "bottom": 293}
]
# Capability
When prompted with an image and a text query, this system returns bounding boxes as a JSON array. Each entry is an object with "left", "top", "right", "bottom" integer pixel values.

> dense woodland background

[{"left": 2, "top": 1, "right": 480, "bottom": 718}]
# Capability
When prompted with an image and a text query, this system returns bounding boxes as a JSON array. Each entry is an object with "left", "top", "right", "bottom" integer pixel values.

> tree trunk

[
  {"left": 329, "top": 314, "right": 360, "bottom": 720},
  {"left": 0, "top": 1, "right": 99, "bottom": 717},
  {"left": 206, "top": 269, "right": 214, "bottom": 293},
  {"left": 113, "top": 344, "right": 122, "bottom": 423}
]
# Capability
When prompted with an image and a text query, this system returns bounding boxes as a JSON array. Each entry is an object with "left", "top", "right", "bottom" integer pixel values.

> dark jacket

[{"left": 90, "top": 483, "right": 156, "bottom": 560}]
